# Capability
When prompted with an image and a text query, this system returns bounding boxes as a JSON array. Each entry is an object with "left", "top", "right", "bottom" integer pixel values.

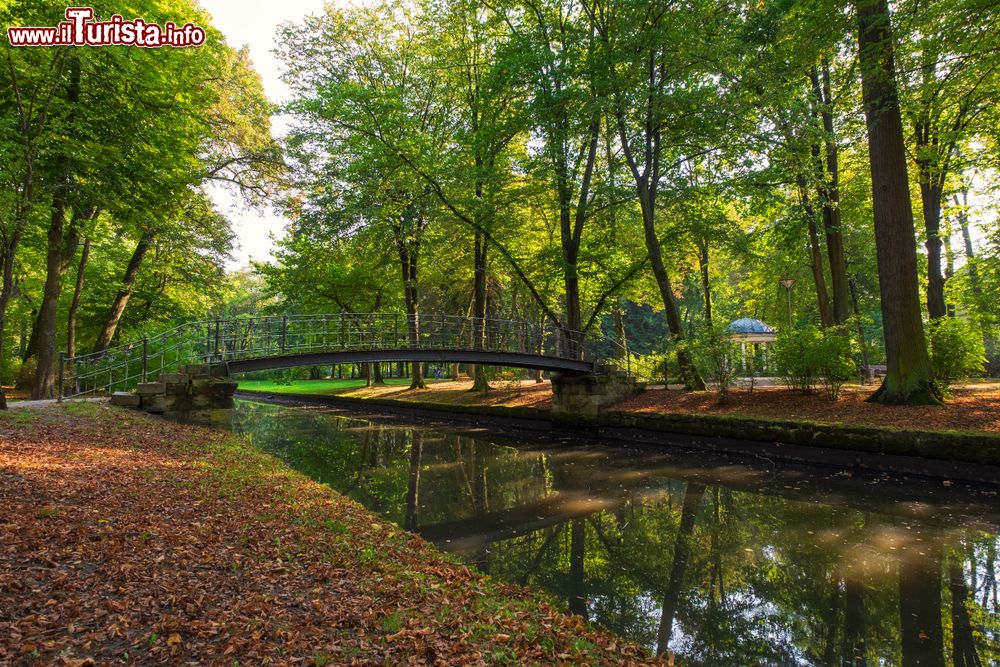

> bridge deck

[{"left": 226, "top": 349, "right": 595, "bottom": 375}]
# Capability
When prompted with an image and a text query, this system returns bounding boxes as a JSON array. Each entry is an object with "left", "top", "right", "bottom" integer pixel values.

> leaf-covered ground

[
  {"left": 613, "top": 382, "right": 1000, "bottom": 433},
  {"left": 0, "top": 403, "right": 662, "bottom": 666},
  {"left": 244, "top": 378, "right": 1000, "bottom": 434}
]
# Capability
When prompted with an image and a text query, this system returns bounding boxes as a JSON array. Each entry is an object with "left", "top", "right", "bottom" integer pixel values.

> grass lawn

[
  {"left": 0, "top": 402, "right": 658, "bottom": 665},
  {"left": 235, "top": 377, "right": 426, "bottom": 395}
]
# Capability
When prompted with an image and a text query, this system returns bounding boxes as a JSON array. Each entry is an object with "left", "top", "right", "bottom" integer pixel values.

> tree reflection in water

[{"left": 234, "top": 400, "right": 1000, "bottom": 666}]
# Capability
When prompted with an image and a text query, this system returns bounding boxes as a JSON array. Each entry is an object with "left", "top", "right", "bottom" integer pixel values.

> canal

[{"left": 232, "top": 399, "right": 1000, "bottom": 665}]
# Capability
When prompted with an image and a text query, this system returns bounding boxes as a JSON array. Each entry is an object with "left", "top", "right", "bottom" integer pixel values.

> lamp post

[{"left": 779, "top": 278, "right": 795, "bottom": 329}]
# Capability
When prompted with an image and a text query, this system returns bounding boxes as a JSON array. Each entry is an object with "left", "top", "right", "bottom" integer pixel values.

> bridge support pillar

[
  {"left": 111, "top": 364, "right": 236, "bottom": 425},
  {"left": 550, "top": 371, "right": 644, "bottom": 419}
]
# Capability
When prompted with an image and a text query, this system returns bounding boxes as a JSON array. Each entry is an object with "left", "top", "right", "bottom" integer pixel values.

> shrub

[
  {"left": 929, "top": 317, "right": 986, "bottom": 388},
  {"left": 690, "top": 324, "right": 742, "bottom": 401},
  {"left": 773, "top": 325, "right": 823, "bottom": 394},
  {"left": 773, "top": 325, "right": 857, "bottom": 399},
  {"left": 815, "top": 327, "right": 857, "bottom": 400}
]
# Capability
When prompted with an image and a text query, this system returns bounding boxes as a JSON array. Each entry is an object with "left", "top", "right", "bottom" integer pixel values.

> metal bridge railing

[{"left": 59, "top": 313, "right": 661, "bottom": 399}]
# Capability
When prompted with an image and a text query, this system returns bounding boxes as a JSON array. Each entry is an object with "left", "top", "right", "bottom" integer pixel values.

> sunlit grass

[{"left": 235, "top": 377, "right": 444, "bottom": 396}]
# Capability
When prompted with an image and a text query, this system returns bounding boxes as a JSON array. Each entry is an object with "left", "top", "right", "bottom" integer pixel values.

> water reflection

[{"left": 233, "top": 400, "right": 1000, "bottom": 665}]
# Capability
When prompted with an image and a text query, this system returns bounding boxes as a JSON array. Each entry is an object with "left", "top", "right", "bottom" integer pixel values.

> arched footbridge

[{"left": 60, "top": 313, "right": 655, "bottom": 400}]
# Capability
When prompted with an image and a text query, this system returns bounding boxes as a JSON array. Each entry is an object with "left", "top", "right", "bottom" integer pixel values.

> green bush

[
  {"left": 690, "top": 324, "right": 742, "bottom": 401},
  {"left": 773, "top": 325, "right": 857, "bottom": 399},
  {"left": 929, "top": 317, "right": 986, "bottom": 388}
]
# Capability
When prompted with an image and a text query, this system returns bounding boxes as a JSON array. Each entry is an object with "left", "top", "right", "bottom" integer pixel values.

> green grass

[{"left": 234, "top": 377, "right": 441, "bottom": 396}]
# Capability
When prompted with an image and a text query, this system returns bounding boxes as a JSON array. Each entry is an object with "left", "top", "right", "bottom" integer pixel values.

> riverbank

[
  {"left": 236, "top": 378, "right": 1000, "bottom": 476},
  {"left": 0, "top": 403, "right": 661, "bottom": 665}
]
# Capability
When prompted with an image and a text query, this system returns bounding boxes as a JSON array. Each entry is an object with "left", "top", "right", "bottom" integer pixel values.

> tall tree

[{"left": 855, "top": 0, "right": 942, "bottom": 404}]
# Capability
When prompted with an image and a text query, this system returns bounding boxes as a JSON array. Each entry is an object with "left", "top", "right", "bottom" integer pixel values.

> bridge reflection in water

[{"left": 234, "top": 399, "right": 1000, "bottom": 666}]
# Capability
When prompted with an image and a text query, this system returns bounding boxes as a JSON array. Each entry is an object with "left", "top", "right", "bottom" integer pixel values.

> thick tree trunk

[
  {"left": 32, "top": 205, "right": 86, "bottom": 398},
  {"left": 66, "top": 237, "right": 90, "bottom": 359},
  {"left": 655, "top": 482, "right": 706, "bottom": 657},
  {"left": 899, "top": 542, "right": 944, "bottom": 667},
  {"left": 856, "top": 0, "right": 942, "bottom": 405},
  {"left": 31, "top": 57, "right": 85, "bottom": 399},
  {"left": 92, "top": 231, "right": 154, "bottom": 354}
]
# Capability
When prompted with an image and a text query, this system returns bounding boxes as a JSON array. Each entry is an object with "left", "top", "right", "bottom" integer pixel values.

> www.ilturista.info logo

[{"left": 7, "top": 7, "right": 205, "bottom": 47}]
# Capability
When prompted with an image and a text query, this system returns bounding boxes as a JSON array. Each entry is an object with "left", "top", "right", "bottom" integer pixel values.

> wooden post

[
  {"left": 281, "top": 315, "right": 288, "bottom": 353},
  {"left": 142, "top": 336, "right": 148, "bottom": 383}
]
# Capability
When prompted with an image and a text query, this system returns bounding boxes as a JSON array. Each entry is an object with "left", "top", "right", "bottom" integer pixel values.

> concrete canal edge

[{"left": 233, "top": 390, "right": 1000, "bottom": 485}]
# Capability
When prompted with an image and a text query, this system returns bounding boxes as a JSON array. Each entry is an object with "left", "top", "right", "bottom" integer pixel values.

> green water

[{"left": 232, "top": 399, "right": 1000, "bottom": 666}]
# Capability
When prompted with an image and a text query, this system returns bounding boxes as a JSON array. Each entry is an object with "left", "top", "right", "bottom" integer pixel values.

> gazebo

[{"left": 726, "top": 318, "right": 777, "bottom": 373}]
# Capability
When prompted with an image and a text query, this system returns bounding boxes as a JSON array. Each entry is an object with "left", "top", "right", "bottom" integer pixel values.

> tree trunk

[
  {"left": 856, "top": 0, "right": 942, "bottom": 405},
  {"left": 953, "top": 190, "right": 981, "bottom": 294},
  {"left": 949, "top": 556, "right": 982, "bottom": 667},
  {"left": 800, "top": 180, "right": 836, "bottom": 328},
  {"left": 698, "top": 241, "right": 713, "bottom": 326},
  {"left": 470, "top": 230, "right": 489, "bottom": 392},
  {"left": 849, "top": 277, "right": 871, "bottom": 370},
  {"left": 655, "top": 482, "right": 706, "bottom": 657},
  {"left": 0, "top": 226, "right": 25, "bottom": 409},
  {"left": 919, "top": 174, "right": 948, "bottom": 319},
  {"left": 899, "top": 542, "right": 945, "bottom": 667},
  {"left": 843, "top": 564, "right": 868, "bottom": 666},
  {"left": 92, "top": 230, "right": 154, "bottom": 354},
  {"left": 812, "top": 61, "right": 851, "bottom": 325},
  {"left": 66, "top": 237, "right": 90, "bottom": 359},
  {"left": 397, "top": 214, "right": 426, "bottom": 390},
  {"left": 568, "top": 518, "right": 588, "bottom": 619},
  {"left": 640, "top": 194, "right": 705, "bottom": 390},
  {"left": 614, "top": 299, "right": 629, "bottom": 359},
  {"left": 403, "top": 432, "right": 423, "bottom": 532}
]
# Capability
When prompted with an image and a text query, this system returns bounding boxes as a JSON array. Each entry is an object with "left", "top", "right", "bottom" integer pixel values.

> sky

[{"left": 199, "top": 0, "right": 328, "bottom": 270}]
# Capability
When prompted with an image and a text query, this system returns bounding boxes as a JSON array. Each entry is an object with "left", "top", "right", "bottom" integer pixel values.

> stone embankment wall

[
  {"left": 110, "top": 364, "right": 236, "bottom": 425},
  {"left": 550, "top": 371, "right": 644, "bottom": 418}
]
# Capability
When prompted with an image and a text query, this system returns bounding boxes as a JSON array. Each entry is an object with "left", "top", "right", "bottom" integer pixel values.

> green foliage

[
  {"left": 774, "top": 325, "right": 857, "bottom": 399},
  {"left": 689, "top": 324, "right": 742, "bottom": 400},
  {"left": 929, "top": 318, "right": 987, "bottom": 387}
]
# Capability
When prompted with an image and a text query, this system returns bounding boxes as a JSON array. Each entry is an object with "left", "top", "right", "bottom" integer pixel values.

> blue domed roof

[{"left": 727, "top": 318, "right": 774, "bottom": 334}]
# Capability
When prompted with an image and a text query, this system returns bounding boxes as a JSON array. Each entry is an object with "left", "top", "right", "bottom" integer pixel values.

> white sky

[{"left": 199, "top": 0, "right": 328, "bottom": 270}]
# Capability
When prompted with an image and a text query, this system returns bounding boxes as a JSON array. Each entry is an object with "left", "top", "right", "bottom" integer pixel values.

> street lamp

[{"left": 779, "top": 278, "right": 795, "bottom": 328}]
